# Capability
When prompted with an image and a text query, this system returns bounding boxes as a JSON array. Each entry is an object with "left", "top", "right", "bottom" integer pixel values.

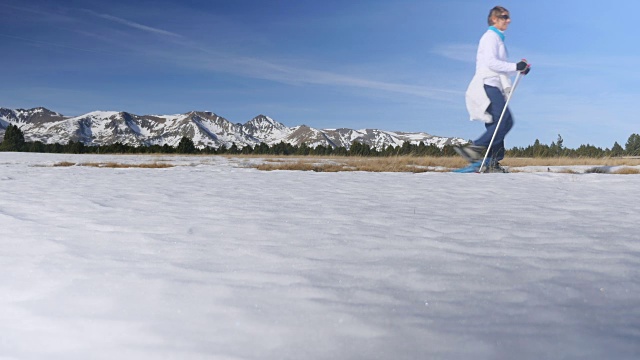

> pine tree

[
  {"left": 228, "top": 143, "right": 239, "bottom": 154},
  {"left": 610, "top": 142, "right": 624, "bottom": 157},
  {"left": 399, "top": 141, "right": 413, "bottom": 156},
  {"left": 556, "top": 134, "right": 564, "bottom": 156},
  {"left": 241, "top": 144, "right": 254, "bottom": 154},
  {"left": 176, "top": 136, "right": 196, "bottom": 153},
  {"left": 0, "top": 125, "right": 26, "bottom": 151},
  {"left": 66, "top": 140, "right": 85, "bottom": 154},
  {"left": 625, "top": 134, "right": 640, "bottom": 156},
  {"left": 296, "top": 143, "right": 311, "bottom": 156},
  {"left": 29, "top": 141, "right": 46, "bottom": 153}
]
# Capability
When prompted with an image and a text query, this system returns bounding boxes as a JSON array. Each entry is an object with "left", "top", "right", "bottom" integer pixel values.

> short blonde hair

[{"left": 488, "top": 6, "right": 509, "bottom": 26}]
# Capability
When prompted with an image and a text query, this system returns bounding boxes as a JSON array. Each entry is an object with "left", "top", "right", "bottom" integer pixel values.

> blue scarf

[{"left": 489, "top": 26, "right": 505, "bottom": 41}]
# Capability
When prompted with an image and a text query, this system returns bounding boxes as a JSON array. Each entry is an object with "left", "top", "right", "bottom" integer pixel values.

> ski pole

[{"left": 478, "top": 71, "right": 523, "bottom": 173}]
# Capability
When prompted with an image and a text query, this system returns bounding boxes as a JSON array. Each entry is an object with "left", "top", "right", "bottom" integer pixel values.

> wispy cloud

[
  {"left": 432, "top": 44, "right": 476, "bottom": 63},
  {"left": 32, "top": 6, "right": 462, "bottom": 101},
  {"left": 434, "top": 42, "right": 640, "bottom": 77},
  {"left": 197, "top": 55, "right": 463, "bottom": 100},
  {"left": 523, "top": 52, "right": 640, "bottom": 75},
  {"left": 0, "top": 2, "right": 74, "bottom": 22},
  {"left": 109, "top": 25, "right": 462, "bottom": 100},
  {"left": 82, "top": 9, "right": 183, "bottom": 38}
]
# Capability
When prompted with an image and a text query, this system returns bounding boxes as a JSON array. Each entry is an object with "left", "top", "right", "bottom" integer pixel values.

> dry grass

[
  {"left": 53, "top": 161, "right": 76, "bottom": 167},
  {"left": 611, "top": 167, "right": 640, "bottom": 175},
  {"left": 251, "top": 156, "right": 640, "bottom": 173},
  {"left": 254, "top": 156, "right": 467, "bottom": 173},
  {"left": 82, "top": 162, "right": 175, "bottom": 168},
  {"left": 256, "top": 161, "right": 351, "bottom": 172},
  {"left": 554, "top": 168, "right": 581, "bottom": 174},
  {"left": 51, "top": 161, "right": 174, "bottom": 168},
  {"left": 501, "top": 157, "right": 640, "bottom": 167},
  {"left": 44, "top": 155, "right": 640, "bottom": 173}
]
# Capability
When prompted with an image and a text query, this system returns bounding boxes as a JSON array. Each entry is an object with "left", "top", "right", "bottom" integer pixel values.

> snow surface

[
  {"left": 80, "top": 111, "right": 121, "bottom": 119},
  {"left": 1, "top": 153, "right": 639, "bottom": 360}
]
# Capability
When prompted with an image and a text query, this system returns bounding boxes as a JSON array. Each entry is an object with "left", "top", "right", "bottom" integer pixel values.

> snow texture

[{"left": 1, "top": 153, "right": 639, "bottom": 360}]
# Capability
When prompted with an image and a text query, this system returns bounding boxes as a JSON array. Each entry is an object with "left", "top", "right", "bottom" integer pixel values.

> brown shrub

[
  {"left": 611, "top": 167, "right": 640, "bottom": 175},
  {"left": 251, "top": 156, "right": 640, "bottom": 174},
  {"left": 253, "top": 156, "right": 466, "bottom": 173},
  {"left": 51, "top": 162, "right": 174, "bottom": 168},
  {"left": 79, "top": 162, "right": 174, "bottom": 168}
]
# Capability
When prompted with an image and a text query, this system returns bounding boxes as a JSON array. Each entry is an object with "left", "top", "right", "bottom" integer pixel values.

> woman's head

[{"left": 488, "top": 6, "right": 510, "bottom": 31}]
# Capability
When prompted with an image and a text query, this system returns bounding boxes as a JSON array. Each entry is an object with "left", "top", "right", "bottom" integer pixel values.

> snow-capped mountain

[
  {"left": 0, "top": 107, "right": 466, "bottom": 150},
  {"left": 242, "top": 115, "right": 292, "bottom": 144}
]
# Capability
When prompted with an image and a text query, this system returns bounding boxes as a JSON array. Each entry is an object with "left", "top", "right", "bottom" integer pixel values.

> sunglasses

[{"left": 497, "top": 14, "right": 510, "bottom": 20}]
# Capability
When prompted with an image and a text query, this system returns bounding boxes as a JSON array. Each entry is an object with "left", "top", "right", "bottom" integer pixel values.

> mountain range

[{"left": 0, "top": 107, "right": 466, "bottom": 150}]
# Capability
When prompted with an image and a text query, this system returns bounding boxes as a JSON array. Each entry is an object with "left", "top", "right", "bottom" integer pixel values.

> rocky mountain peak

[{"left": 0, "top": 107, "right": 466, "bottom": 150}]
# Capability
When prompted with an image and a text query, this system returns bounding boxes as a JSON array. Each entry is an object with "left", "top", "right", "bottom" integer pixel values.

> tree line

[
  {"left": 1, "top": 125, "right": 639, "bottom": 157},
  {"left": 505, "top": 134, "right": 640, "bottom": 158}
]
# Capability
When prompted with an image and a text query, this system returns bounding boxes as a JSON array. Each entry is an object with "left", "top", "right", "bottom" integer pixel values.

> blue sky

[{"left": 1, "top": 0, "right": 638, "bottom": 148}]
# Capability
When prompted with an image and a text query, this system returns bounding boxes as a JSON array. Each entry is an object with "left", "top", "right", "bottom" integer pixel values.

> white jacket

[
  {"left": 465, "top": 28, "right": 517, "bottom": 123},
  {"left": 465, "top": 68, "right": 512, "bottom": 123}
]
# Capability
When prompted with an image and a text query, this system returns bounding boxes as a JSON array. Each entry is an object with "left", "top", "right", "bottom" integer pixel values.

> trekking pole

[{"left": 478, "top": 71, "right": 524, "bottom": 173}]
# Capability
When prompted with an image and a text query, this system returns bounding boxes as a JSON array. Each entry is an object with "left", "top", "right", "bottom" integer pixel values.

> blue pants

[{"left": 473, "top": 85, "right": 514, "bottom": 161}]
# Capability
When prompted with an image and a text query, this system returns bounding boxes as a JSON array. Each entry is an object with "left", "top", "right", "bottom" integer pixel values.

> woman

[{"left": 457, "top": 5, "right": 530, "bottom": 172}]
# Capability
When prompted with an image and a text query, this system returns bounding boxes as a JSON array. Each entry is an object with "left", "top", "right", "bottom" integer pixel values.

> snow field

[{"left": 0, "top": 153, "right": 639, "bottom": 360}]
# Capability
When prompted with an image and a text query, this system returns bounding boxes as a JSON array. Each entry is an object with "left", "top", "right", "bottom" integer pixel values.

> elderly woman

[{"left": 456, "top": 5, "right": 530, "bottom": 172}]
